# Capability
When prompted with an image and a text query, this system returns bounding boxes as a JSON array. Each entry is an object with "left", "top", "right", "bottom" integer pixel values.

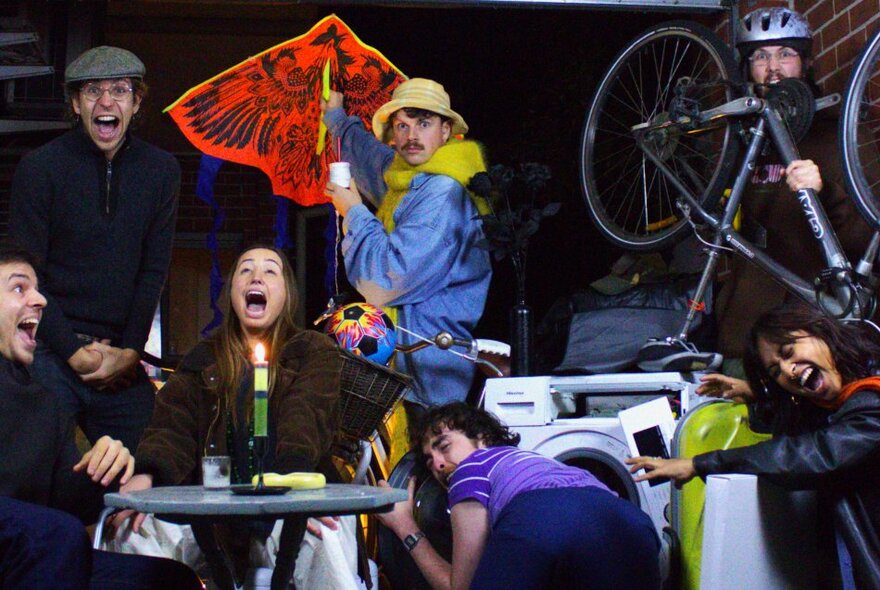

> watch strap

[{"left": 403, "top": 530, "right": 426, "bottom": 552}]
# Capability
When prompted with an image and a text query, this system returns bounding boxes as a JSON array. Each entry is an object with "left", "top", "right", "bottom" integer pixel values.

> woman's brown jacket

[{"left": 135, "top": 329, "right": 342, "bottom": 485}]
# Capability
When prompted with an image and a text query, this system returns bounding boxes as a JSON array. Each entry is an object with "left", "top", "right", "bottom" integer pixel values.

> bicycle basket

[{"left": 338, "top": 348, "right": 413, "bottom": 441}]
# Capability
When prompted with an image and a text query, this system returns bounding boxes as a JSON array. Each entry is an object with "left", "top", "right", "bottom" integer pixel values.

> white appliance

[
  {"left": 484, "top": 373, "right": 705, "bottom": 536},
  {"left": 700, "top": 474, "right": 818, "bottom": 589}
]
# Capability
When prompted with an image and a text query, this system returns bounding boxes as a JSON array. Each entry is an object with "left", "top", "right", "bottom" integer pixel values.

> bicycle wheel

[
  {"left": 581, "top": 21, "right": 742, "bottom": 251},
  {"left": 841, "top": 28, "right": 880, "bottom": 230}
]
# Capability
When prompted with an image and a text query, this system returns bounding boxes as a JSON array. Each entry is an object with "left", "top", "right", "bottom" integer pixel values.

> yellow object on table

[{"left": 251, "top": 472, "right": 326, "bottom": 489}]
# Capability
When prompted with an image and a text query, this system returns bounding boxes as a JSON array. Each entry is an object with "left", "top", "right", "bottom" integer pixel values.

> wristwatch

[{"left": 402, "top": 531, "right": 426, "bottom": 552}]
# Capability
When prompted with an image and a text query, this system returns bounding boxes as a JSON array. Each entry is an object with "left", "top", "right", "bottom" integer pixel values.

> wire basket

[{"left": 338, "top": 348, "right": 413, "bottom": 441}]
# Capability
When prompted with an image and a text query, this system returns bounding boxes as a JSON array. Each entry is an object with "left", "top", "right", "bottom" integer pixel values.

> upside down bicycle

[{"left": 579, "top": 20, "right": 880, "bottom": 368}]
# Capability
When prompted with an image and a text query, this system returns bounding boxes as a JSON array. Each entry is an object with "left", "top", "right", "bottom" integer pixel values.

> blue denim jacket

[{"left": 324, "top": 108, "right": 491, "bottom": 406}]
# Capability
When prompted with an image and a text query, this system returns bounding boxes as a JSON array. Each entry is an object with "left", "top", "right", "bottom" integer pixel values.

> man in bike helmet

[
  {"left": 737, "top": 7, "right": 814, "bottom": 91},
  {"left": 700, "top": 7, "right": 875, "bottom": 401}
]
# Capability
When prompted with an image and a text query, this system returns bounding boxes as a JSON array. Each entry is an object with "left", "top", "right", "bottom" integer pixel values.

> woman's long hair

[
  {"left": 742, "top": 304, "right": 880, "bottom": 434},
  {"left": 210, "top": 245, "right": 299, "bottom": 425}
]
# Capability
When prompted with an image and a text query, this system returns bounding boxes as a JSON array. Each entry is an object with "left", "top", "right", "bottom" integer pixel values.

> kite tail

[{"left": 196, "top": 154, "right": 226, "bottom": 337}]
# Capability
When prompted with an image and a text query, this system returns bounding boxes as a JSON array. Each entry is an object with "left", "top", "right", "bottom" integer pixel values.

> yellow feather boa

[{"left": 376, "top": 139, "right": 490, "bottom": 232}]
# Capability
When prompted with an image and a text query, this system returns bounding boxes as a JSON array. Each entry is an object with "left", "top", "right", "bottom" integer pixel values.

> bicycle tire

[
  {"left": 580, "top": 21, "right": 742, "bottom": 251},
  {"left": 841, "top": 28, "right": 880, "bottom": 230}
]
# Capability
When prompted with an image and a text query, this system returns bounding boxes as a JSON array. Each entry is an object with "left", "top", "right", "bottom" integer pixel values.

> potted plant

[{"left": 469, "top": 163, "right": 560, "bottom": 376}]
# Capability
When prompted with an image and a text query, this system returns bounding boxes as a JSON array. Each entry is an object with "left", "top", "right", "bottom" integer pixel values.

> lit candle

[{"left": 254, "top": 343, "right": 268, "bottom": 438}]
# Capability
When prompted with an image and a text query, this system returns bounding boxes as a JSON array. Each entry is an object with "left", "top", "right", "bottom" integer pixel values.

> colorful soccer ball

[{"left": 325, "top": 303, "right": 396, "bottom": 365}]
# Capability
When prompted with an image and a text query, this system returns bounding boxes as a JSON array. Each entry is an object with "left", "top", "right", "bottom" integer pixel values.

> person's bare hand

[
  {"left": 73, "top": 435, "right": 134, "bottom": 487},
  {"left": 785, "top": 159, "right": 823, "bottom": 193},
  {"left": 320, "top": 90, "right": 344, "bottom": 114},
  {"left": 109, "top": 473, "right": 154, "bottom": 533},
  {"left": 68, "top": 346, "right": 103, "bottom": 375},
  {"left": 697, "top": 373, "right": 755, "bottom": 403},
  {"left": 306, "top": 516, "right": 340, "bottom": 539},
  {"left": 80, "top": 343, "right": 139, "bottom": 390},
  {"left": 324, "top": 178, "right": 363, "bottom": 218},
  {"left": 375, "top": 478, "right": 418, "bottom": 537},
  {"left": 626, "top": 456, "right": 697, "bottom": 486}
]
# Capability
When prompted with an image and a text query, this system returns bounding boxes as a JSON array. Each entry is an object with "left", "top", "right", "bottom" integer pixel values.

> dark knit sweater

[
  {"left": 10, "top": 126, "right": 180, "bottom": 359},
  {"left": 0, "top": 357, "right": 107, "bottom": 523}
]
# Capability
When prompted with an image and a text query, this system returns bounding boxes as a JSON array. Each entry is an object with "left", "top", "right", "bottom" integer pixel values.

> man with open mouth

[
  {"left": 0, "top": 245, "right": 202, "bottom": 589},
  {"left": 9, "top": 46, "right": 180, "bottom": 453}
]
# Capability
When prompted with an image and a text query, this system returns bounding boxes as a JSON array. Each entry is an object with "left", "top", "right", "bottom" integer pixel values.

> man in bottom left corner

[{"left": 0, "top": 244, "right": 202, "bottom": 590}]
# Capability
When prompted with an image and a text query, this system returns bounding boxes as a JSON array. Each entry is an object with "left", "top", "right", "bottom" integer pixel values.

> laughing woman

[
  {"left": 113, "top": 246, "right": 349, "bottom": 585},
  {"left": 628, "top": 304, "right": 880, "bottom": 588}
]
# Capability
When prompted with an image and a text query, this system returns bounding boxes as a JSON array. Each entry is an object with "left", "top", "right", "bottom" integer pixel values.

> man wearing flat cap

[
  {"left": 9, "top": 46, "right": 180, "bottom": 452},
  {"left": 322, "top": 78, "right": 491, "bottom": 412}
]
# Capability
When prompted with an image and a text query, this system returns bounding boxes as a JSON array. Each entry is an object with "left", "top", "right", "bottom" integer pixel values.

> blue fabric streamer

[
  {"left": 322, "top": 204, "right": 339, "bottom": 297},
  {"left": 273, "top": 196, "right": 293, "bottom": 250},
  {"left": 195, "top": 154, "right": 226, "bottom": 337}
]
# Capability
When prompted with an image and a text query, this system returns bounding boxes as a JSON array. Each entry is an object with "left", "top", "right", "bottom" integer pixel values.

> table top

[{"left": 104, "top": 484, "right": 407, "bottom": 518}]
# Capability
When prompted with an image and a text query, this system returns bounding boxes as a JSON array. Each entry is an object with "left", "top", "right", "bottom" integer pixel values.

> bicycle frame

[{"left": 633, "top": 90, "right": 878, "bottom": 338}]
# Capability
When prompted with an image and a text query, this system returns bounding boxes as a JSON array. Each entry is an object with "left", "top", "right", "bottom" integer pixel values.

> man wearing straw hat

[{"left": 322, "top": 78, "right": 491, "bottom": 413}]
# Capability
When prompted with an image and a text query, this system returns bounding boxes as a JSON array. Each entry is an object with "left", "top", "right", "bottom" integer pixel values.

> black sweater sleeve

[{"left": 48, "top": 415, "right": 110, "bottom": 525}]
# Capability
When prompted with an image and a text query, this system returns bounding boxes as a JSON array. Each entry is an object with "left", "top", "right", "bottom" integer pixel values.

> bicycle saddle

[{"left": 636, "top": 337, "right": 723, "bottom": 373}]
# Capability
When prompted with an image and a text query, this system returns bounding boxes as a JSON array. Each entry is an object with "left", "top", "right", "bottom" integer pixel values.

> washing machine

[
  {"left": 484, "top": 373, "right": 702, "bottom": 535},
  {"left": 484, "top": 372, "right": 704, "bottom": 584}
]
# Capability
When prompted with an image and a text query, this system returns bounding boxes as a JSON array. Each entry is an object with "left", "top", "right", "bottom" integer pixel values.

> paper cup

[{"left": 329, "top": 162, "right": 351, "bottom": 188}]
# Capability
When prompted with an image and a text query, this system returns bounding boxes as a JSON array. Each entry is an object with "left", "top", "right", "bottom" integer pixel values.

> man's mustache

[{"left": 403, "top": 141, "right": 423, "bottom": 150}]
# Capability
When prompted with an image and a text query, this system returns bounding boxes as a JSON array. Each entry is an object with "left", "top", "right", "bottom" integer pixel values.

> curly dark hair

[
  {"left": 409, "top": 402, "right": 520, "bottom": 451},
  {"left": 743, "top": 304, "right": 880, "bottom": 434}
]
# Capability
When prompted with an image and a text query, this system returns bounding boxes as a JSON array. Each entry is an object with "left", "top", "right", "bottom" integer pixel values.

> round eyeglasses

[
  {"left": 80, "top": 83, "right": 134, "bottom": 102},
  {"left": 748, "top": 49, "right": 800, "bottom": 67}
]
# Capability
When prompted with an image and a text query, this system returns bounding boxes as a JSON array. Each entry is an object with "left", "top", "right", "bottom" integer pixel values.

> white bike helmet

[{"left": 737, "top": 7, "right": 813, "bottom": 59}]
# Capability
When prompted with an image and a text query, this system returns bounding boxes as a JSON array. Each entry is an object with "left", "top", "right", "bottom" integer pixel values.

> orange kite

[{"left": 165, "top": 14, "right": 407, "bottom": 206}]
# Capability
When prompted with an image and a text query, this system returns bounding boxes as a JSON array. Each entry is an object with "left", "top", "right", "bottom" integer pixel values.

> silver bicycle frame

[{"left": 634, "top": 93, "right": 873, "bottom": 338}]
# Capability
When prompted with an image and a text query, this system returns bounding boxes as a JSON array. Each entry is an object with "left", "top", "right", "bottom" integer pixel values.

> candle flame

[{"left": 254, "top": 342, "right": 266, "bottom": 363}]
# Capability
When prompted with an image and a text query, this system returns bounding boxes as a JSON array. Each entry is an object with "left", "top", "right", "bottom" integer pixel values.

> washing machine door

[
  {"left": 377, "top": 451, "right": 452, "bottom": 590},
  {"left": 527, "top": 428, "right": 643, "bottom": 507},
  {"left": 554, "top": 447, "right": 641, "bottom": 506}
]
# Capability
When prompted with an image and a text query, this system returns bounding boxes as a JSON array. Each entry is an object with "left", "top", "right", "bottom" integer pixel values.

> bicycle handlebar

[{"left": 394, "top": 332, "right": 506, "bottom": 378}]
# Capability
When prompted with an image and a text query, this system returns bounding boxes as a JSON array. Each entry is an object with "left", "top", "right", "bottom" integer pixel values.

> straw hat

[{"left": 372, "top": 78, "right": 468, "bottom": 140}]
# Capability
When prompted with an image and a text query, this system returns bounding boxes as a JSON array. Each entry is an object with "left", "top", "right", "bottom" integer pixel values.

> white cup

[
  {"left": 329, "top": 162, "right": 351, "bottom": 188},
  {"left": 202, "top": 455, "right": 231, "bottom": 489}
]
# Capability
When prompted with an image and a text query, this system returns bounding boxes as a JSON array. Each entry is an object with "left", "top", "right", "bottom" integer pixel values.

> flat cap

[{"left": 65, "top": 46, "right": 145, "bottom": 83}]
